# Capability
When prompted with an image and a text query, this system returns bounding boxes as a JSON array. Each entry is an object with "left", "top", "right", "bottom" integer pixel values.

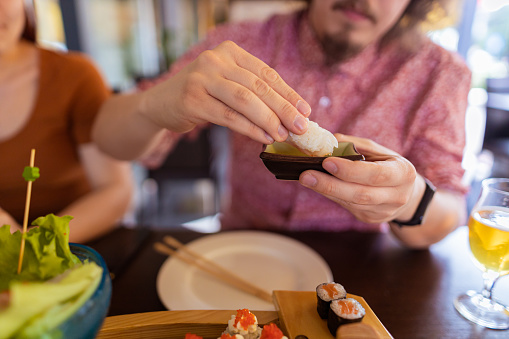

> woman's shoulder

[
  {"left": 38, "top": 47, "right": 108, "bottom": 92},
  {"left": 38, "top": 47, "right": 101, "bottom": 76}
]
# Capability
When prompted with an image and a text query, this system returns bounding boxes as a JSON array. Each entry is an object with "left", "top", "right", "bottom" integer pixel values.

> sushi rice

[
  {"left": 316, "top": 282, "right": 347, "bottom": 319},
  {"left": 327, "top": 298, "right": 366, "bottom": 335},
  {"left": 286, "top": 119, "right": 338, "bottom": 157},
  {"left": 218, "top": 334, "right": 245, "bottom": 339},
  {"left": 224, "top": 309, "right": 262, "bottom": 339}
]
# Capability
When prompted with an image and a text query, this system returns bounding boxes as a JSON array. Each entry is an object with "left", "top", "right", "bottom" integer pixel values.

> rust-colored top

[{"left": 0, "top": 48, "right": 110, "bottom": 224}]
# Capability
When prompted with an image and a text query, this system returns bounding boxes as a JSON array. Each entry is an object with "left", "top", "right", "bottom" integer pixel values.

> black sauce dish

[{"left": 259, "top": 142, "right": 365, "bottom": 180}]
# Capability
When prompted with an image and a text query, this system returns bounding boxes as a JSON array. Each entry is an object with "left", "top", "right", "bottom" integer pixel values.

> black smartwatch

[{"left": 391, "top": 178, "right": 436, "bottom": 227}]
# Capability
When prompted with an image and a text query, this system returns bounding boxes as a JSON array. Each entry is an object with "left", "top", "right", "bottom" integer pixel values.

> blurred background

[{"left": 33, "top": 0, "right": 509, "bottom": 229}]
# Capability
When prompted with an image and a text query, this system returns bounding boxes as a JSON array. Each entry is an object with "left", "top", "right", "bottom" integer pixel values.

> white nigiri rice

[
  {"left": 218, "top": 334, "right": 244, "bottom": 339},
  {"left": 286, "top": 119, "right": 338, "bottom": 156},
  {"left": 224, "top": 313, "right": 262, "bottom": 339}
]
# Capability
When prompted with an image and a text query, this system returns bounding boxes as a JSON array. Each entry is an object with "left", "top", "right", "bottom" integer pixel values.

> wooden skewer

[
  {"left": 17, "top": 149, "right": 36, "bottom": 274},
  {"left": 154, "top": 237, "right": 273, "bottom": 303}
]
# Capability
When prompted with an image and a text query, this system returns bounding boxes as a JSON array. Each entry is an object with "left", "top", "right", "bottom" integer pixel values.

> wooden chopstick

[{"left": 154, "top": 236, "right": 273, "bottom": 303}]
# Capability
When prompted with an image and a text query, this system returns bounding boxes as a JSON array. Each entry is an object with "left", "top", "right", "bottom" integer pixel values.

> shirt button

[{"left": 319, "top": 96, "right": 331, "bottom": 107}]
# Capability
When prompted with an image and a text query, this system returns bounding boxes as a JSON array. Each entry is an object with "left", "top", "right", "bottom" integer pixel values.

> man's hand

[
  {"left": 299, "top": 134, "right": 424, "bottom": 224},
  {"left": 140, "top": 40, "right": 312, "bottom": 144}
]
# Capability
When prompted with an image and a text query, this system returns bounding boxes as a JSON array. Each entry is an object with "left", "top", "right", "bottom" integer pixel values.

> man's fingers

[
  {"left": 335, "top": 133, "right": 399, "bottom": 157},
  {"left": 227, "top": 66, "right": 309, "bottom": 136},
  {"left": 299, "top": 170, "right": 405, "bottom": 207},
  {"left": 322, "top": 155, "right": 414, "bottom": 187},
  {"left": 204, "top": 75, "right": 288, "bottom": 142},
  {"left": 194, "top": 93, "right": 275, "bottom": 145},
  {"left": 216, "top": 41, "right": 312, "bottom": 131}
]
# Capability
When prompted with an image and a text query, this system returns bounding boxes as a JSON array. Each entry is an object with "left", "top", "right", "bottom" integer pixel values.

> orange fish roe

[
  {"left": 184, "top": 334, "right": 203, "bottom": 339},
  {"left": 322, "top": 283, "right": 339, "bottom": 299},
  {"left": 337, "top": 300, "right": 359, "bottom": 315},
  {"left": 234, "top": 308, "right": 256, "bottom": 329},
  {"left": 260, "top": 323, "right": 284, "bottom": 339},
  {"left": 219, "top": 334, "right": 237, "bottom": 339}
]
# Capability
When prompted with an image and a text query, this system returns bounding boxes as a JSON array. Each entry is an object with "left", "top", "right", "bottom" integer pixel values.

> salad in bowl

[{"left": 0, "top": 214, "right": 111, "bottom": 338}]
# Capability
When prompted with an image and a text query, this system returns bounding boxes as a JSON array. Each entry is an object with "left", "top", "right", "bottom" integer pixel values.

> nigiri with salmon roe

[
  {"left": 218, "top": 333, "right": 244, "bottom": 339},
  {"left": 224, "top": 309, "right": 262, "bottom": 339},
  {"left": 259, "top": 323, "right": 288, "bottom": 339}
]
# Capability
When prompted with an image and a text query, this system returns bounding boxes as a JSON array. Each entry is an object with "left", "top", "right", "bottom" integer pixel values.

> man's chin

[{"left": 320, "top": 35, "right": 365, "bottom": 65}]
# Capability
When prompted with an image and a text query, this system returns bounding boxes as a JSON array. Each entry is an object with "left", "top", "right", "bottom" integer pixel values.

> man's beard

[
  {"left": 315, "top": 0, "right": 375, "bottom": 65},
  {"left": 320, "top": 30, "right": 364, "bottom": 66}
]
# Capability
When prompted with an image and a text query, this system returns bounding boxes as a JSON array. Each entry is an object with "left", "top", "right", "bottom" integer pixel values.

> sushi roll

[
  {"left": 327, "top": 298, "right": 366, "bottom": 336},
  {"left": 259, "top": 323, "right": 288, "bottom": 339},
  {"left": 185, "top": 334, "right": 203, "bottom": 339},
  {"left": 286, "top": 119, "right": 338, "bottom": 157},
  {"left": 218, "top": 334, "right": 244, "bottom": 339},
  {"left": 316, "top": 282, "right": 347, "bottom": 319},
  {"left": 224, "top": 309, "right": 262, "bottom": 339}
]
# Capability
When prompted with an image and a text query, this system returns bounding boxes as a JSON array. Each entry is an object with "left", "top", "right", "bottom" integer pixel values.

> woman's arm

[
  {"left": 60, "top": 143, "right": 134, "bottom": 243},
  {"left": 0, "top": 208, "right": 21, "bottom": 232}
]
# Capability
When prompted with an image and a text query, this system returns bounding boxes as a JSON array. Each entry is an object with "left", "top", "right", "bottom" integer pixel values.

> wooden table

[{"left": 86, "top": 226, "right": 509, "bottom": 339}]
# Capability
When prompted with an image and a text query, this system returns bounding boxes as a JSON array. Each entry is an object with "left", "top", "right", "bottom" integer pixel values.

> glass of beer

[{"left": 454, "top": 178, "right": 509, "bottom": 329}]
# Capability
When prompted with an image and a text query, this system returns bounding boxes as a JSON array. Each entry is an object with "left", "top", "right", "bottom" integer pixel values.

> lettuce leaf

[
  {"left": 0, "top": 214, "right": 103, "bottom": 338},
  {"left": 0, "top": 262, "right": 102, "bottom": 338},
  {"left": 0, "top": 214, "right": 80, "bottom": 292}
]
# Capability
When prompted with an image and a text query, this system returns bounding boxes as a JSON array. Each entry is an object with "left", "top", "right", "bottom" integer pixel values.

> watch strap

[{"left": 392, "top": 178, "right": 436, "bottom": 227}]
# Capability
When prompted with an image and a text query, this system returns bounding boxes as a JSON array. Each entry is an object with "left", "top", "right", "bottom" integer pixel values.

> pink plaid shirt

[{"left": 145, "top": 10, "right": 471, "bottom": 232}]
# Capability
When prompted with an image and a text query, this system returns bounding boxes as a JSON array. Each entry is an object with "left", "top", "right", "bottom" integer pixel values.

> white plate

[{"left": 156, "top": 230, "right": 333, "bottom": 311}]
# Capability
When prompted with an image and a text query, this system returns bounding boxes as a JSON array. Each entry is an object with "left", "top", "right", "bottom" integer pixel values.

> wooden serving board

[
  {"left": 273, "top": 290, "right": 393, "bottom": 339},
  {"left": 96, "top": 310, "right": 278, "bottom": 339},
  {"left": 96, "top": 291, "right": 390, "bottom": 339}
]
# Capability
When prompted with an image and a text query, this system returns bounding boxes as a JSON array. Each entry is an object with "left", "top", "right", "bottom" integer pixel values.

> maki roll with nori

[
  {"left": 327, "top": 298, "right": 366, "bottom": 336},
  {"left": 316, "top": 282, "right": 347, "bottom": 319}
]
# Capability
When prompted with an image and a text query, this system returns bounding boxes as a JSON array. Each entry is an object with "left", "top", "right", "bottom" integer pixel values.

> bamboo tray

[
  {"left": 96, "top": 310, "right": 278, "bottom": 339},
  {"left": 273, "top": 290, "right": 393, "bottom": 339},
  {"left": 96, "top": 291, "right": 391, "bottom": 339}
]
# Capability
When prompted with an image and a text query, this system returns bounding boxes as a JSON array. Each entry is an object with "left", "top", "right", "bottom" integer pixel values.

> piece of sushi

[
  {"left": 218, "top": 334, "right": 245, "bottom": 339},
  {"left": 259, "top": 323, "right": 288, "bottom": 339},
  {"left": 316, "top": 282, "right": 347, "bottom": 319},
  {"left": 327, "top": 298, "right": 366, "bottom": 336},
  {"left": 286, "top": 119, "right": 338, "bottom": 157},
  {"left": 185, "top": 334, "right": 203, "bottom": 339},
  {"left": 224, "top": 309, "right": 262, "bottom": 339}
]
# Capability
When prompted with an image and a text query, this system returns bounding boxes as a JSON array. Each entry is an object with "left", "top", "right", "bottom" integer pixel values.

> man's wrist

[
  {"left": 393, "top": 175, "right": 426, "bottom": 221},
  {"left": 392, "top": 177, "right": 436, "bottom": 227}
]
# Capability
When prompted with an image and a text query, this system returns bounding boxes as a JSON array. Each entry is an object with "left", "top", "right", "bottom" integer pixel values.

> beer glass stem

[{"left": 481, "top": 271, "right": 500, "bottom": 300}]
